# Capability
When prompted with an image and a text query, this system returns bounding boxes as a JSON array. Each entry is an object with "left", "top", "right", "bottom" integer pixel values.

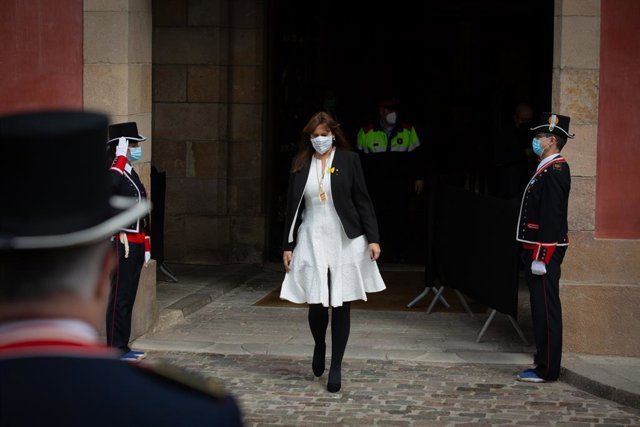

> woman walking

[{"left": 281, "top": 112, "right": 386, "bottom": 392}]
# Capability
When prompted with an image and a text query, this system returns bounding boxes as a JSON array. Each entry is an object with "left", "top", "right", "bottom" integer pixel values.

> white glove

[
  {"left": 144, "top": 251, "right": 151, "bottom": 264},
  {"left": 531, "top": 260, "right": 547, "bottom": 275},
  {"left": 115, "top": 137, "right": 129, "bottom": 158}
]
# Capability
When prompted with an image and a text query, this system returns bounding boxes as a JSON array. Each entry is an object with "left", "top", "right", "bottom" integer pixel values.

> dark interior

[{"left": 266, "top": 0, "right": 554, "bottom": 262}]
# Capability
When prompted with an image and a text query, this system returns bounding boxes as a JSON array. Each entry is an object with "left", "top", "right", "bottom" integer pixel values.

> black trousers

[
  {"left": 522, "top": 246, "right": 567, "bottom": 380},
  {"left": 107, "top": 240, "right": 144, "bottom": 353}
]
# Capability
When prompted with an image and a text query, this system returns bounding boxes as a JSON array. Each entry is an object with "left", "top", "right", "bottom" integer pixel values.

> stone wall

[
  {"left": 84, "top": 0, "right": 157, "bottom": 340},
  {"left": 554, "top": 0, "right": 640, "bottom": 356},
  {"left": 152, "top": 0, "right": 265, "bottom": 265}
]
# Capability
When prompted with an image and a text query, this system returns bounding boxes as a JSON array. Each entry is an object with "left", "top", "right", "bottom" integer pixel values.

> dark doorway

[{"left": 265, "top": 0, "right": 554, "bottom": 262}]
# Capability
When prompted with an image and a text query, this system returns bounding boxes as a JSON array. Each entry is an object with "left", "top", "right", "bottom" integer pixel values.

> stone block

[
  {"left": 154, "top": 27, "right": 228, "bottom": 65},
  {"left": 230, "top": 103, "right": 262, "bottom": 142},
  {"left": 128, "top": 0, "right": 151, "bottom": 12},
  {"left": 563, "top": 231, "right": 640, "bottom": 284},
  {"left": 563, "top": 124, "right": 596, "bottom": 177},
  {"left": 153, "top": 65, "right": 187, "bottom": 102},
  {"left": 84, "top": 64, "right": 128, "bottom": 115},
  {"left": 184, "top": 216, "right": 231, "bottom": 264},
  {"left": 152, "top": 139, "right": 186, "bottom": 177},
  {"left": 231, "top": 215, "right": 265, "bottom": 247},
  {"left": 153, "top": 102, "right": 227, "bottom": 141},
  {"left": 229, "top": 140, "right": 261, "bottom": 179},
  {"left": 189, "top": 140, "right": 227, "bottom": 179},
  {"left": 128, "top": 9, "right": 153, "bottom": 64},
  {"left": 557, "top": 16, "right": 600, "bottom": 70},
  {"left": 131, "top": 260, "right": 158, "bottom": 340},
  {"left": 556, "top": 69, "right": 599, "bottom": 124},
  {"left": 230, "top": 28, "right": 263, "bottom": 66},
  {"left": 568, "top": 177, "right": 595, "bottom": 231},
  {"left": 231, "top": 0, "right": 264, "bottom": 29},
  {"left": 228, "top": 177, "right": 261, "bottom": 214},
  {"left": 127, "top": 112, "right": 152, "bottom": 146},
  {"left": 562, "top": 283, "right": 640, "bottom": 356},
  {"left": 187, "top": 0, "right": 228, "bottom": 26},
  {"left": 128, "top": 64, "right": 152, "bottom": 114},
  {"left": 163, "top": 214, "right": 186, "bottom": 262},
  {"left": 231, "top": 65, "right": 263, "bottom": 103},
  {"left": 153, "top": 0, "right": 187, "bottom": 26},
  {"left": 166, "top": 177, "right": 226, "bottom": 215},
  {"left": 555, "top": 0, "right": 600, "bottom": 17},
  {"left": 187, "top": 66, "right": 228, "bottom": 102},
  {"left": 84, "top": 11, "right": 128, "bottom": 64},
  {"left": 84, "top": 0, "right": 127, "bottom": 11}
]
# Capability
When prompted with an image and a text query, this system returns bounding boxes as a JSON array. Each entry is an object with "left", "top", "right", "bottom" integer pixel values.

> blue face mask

[
  {"left": 531, "top": 138, "right": 544, "bottom": 156},
  {"left": 127, "top": 146, "right": 142, "bottom": 162}
]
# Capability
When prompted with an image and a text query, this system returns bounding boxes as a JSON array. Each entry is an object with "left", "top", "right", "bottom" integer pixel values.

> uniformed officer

[
  {"left": 0, "top": 111, "right": 243, "bottom": 427},
  {"left": 516, "top": 112, "right": 575, "bottom": 383},
  {"left": 106, "top": 122, "right": 151, "bottom": 361},
  {"left": 356, "top": 97, "right": 424, "bottom": 261}
]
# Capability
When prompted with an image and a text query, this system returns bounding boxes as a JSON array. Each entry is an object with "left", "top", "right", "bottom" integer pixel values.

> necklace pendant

[{"left": 319, "top": 191, "right": 327, "bottom": 202}]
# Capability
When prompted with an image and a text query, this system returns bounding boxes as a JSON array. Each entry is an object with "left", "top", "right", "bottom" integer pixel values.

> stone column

[
  {"left": 554, "top": 0, "right": 640, "bottom": 356},
  {"left": 83, "top": 0, "right": 157, "bottom": 340}
]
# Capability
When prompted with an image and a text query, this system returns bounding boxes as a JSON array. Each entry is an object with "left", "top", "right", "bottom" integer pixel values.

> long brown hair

[{"left": 291, "top": 112, "right": 352, "bottom": 173}]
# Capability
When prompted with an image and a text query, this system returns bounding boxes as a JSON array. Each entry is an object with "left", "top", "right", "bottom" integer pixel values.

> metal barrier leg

[
  {"left": 476, "top": 309, "right": 497, "bottom": 343},
  {"left": 407, "top": 288, "right": 431, "bottom": 308},
  {"left": 508, "top": 315, "right": 528, "bottom": 345},
  {"left": 426, "top": 286, "right": 448, "bottom": 314},
  {"left": 454, "top": 290, "right": 474, "bottom": 317}
]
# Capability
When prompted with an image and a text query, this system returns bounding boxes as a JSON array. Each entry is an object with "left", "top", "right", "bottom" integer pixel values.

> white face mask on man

[{"left": 310, "top": 135, "right": 333, "bottom": 154}]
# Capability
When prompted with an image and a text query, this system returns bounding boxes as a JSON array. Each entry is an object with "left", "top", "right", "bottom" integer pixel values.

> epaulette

[
  {"left": 361, "top": 123, "right": 374, "bottom": 133},
  {"left": 552, "top": 162, "right": 564, "bottom": 171},
  {"left": 138, "top": 361, "right": 228, "bottom": 399}
]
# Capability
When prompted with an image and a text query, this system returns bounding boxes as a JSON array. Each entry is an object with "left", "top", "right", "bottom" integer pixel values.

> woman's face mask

[
  {"left": 310, "top": 134, "right": 333, "bottom": 154},
  {"left": 127, "top": 146, "right": 142, "bottom": 162}
]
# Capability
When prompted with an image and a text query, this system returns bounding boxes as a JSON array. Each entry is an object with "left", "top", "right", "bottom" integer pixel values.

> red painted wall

[
  {"left": 0, "top": 0, "right": 83, "bottom": 115},
  {"left": 596, "top": 0, "right": 640, "bottom": 238}
]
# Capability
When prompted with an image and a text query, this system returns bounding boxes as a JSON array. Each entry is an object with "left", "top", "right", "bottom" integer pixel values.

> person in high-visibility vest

[{"left": 356, "top": 97, "right": 424, "bottom": 262}]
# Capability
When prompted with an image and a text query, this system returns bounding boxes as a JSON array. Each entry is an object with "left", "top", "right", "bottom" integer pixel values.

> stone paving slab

[
  {"left": 143, "top": 351, "right": 640, "bottom": 426},
  {"left": 140, "top": 264, "right": 640, "bottom": 414}
]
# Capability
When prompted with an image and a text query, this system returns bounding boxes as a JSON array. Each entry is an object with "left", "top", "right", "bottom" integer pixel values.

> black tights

[{"left": 308, "top": 302, "right": 351, "bottom": 370}]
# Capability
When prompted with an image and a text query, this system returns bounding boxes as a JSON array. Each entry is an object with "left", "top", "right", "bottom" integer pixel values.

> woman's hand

[
  {"left": 283, "top": 251, "right": 293, "bottom": 272},
  {"left": 368, "top": 243, "right": 381, "bottom": 261}
]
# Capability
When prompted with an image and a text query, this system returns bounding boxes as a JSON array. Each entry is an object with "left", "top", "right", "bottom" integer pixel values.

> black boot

[
  {"left": 308, "top": 304, "right": 329, "bottom": 378},
  {"left": 327, "top": 366, "right": 341, "bottom": 393},
  {"left": 312, "top": 343, "right": 326, "bottom": 377}
]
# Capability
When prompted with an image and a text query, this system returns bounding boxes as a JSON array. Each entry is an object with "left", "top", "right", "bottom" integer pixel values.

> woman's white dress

[{"left": 280, "top": 150, "right": 386, "bottom": 307}]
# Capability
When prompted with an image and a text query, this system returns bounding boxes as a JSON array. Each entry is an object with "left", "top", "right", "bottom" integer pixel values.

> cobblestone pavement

[{"left": 145, "top": 351, "right": 640, "bottom": 426}]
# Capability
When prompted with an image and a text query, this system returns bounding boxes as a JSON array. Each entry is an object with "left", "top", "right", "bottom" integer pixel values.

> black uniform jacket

[
  {"left": 0, "top": 328, "right": 243, "bottom": 427},
  {"left": 516, "top": 154, "right": 570, "bottom": 263},
  {"left": 283, "top": 149, "right": 379, "bottom": 251},
  {"left": 109, "top": 156, "right": 150, "bottom": 235}
]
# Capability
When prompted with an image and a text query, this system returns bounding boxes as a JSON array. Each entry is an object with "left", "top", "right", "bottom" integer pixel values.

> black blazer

[{"left": 283, "top": 148, "right": 379, "bottom": 251}]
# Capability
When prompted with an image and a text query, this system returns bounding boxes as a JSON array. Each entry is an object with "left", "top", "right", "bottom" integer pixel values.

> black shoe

[
  {"left": 327, "top": 366, "right": 341, "bottom": 393},
  {"left": 312, "top": 343, "right": 326, "bottom": 377}
]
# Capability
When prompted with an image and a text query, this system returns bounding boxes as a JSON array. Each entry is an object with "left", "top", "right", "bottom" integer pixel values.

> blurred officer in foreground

[{"left": 0, "top": 111, "right": 243, "bottom": 427}]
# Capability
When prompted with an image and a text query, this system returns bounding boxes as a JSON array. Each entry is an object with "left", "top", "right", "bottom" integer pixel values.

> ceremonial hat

[
  {"left": 531, "top": 112, "right": 575, "bottom": 139},
  {"left": 108, "top": 121, "right": 146, "bottom": 145}
]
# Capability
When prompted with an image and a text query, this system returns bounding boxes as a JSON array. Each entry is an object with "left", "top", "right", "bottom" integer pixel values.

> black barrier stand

[
  {"left": 406, "top": 176, "right": 471, "bottom": 314},
  {"left": 409, "top": 176, "right": 527, "bottom": 344},
  {"left": 151, "top": 166, "right": 178, "bottom": 283}
]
